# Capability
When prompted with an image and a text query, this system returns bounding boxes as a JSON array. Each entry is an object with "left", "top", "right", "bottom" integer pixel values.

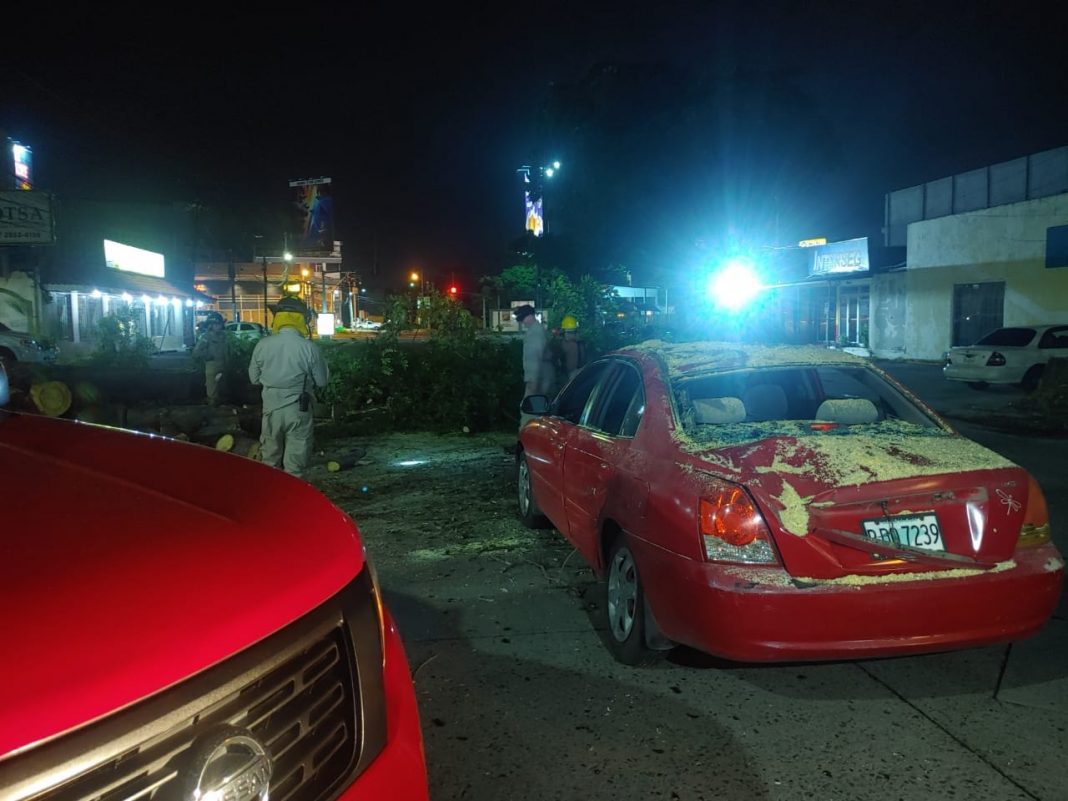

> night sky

[{"left": 3, "top": 2, "right": 1067, "bottom": 291}]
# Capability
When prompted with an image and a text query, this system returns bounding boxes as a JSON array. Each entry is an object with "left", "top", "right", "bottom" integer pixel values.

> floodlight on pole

[{"left": 708, "top": 257, "right": 763, "bottom": 311}]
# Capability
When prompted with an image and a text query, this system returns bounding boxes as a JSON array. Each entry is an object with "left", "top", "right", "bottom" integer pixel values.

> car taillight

[
  {"left": 1018, "top": 475, "right": 1051, "bottom": 548},
  {"left": 699, "top": 487, "right": 779, "bottom": 564},
  {"left": 986, "top": 352, "right": 1006, "bottom": 367}
]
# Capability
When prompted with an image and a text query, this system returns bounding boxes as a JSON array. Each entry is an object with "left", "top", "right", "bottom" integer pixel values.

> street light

[{"left": 708, "top": 257, "right": 763, "bottom": 311}]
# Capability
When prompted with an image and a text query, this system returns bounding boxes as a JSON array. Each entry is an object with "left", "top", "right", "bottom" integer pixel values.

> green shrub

[
  {"left": 90, "top": 310, "right": 157, "bottom": 368},
  {"left": 321, "top": 328, "right": 523, "bottom": 433}
]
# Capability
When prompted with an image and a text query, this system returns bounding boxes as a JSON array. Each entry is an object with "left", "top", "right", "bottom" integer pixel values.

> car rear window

[
  {"left": 673, "top": 365, "right": 938, "bottom": 444},
  {"left": 975, "top": 327, "right": 1036, "bottom": 347}
]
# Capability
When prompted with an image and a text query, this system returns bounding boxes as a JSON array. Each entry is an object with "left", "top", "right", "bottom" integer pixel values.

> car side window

[
  {"left": 555, "top": 362, "right": 610, "bottom": 424},
  {"left": 1039, "top": 327, "right": 1068, "bottom": 348},
  {"left": 619, "top": 381, "right": 646, "bottom": 437},
  {"left": 589, "top": 363, "right": 643, "bottom": 436}
]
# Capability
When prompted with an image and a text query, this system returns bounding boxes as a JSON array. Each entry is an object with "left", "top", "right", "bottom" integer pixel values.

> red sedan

[{"left": 517, "top": 342, "right": 1064, "bottom": 664}]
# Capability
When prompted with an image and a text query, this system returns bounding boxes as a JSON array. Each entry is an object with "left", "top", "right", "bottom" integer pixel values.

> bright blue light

[
  {"left": 552, "top": 161, "right": 561, "bottom": 169},
  {"left": 708, "top": 258, "right": 762, "bottom": 310},
  {"left": 544, "top": 168, "right": 555, "bottom": 178}
]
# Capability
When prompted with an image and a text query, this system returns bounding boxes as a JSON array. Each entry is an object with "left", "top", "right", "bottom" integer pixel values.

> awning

[{"left": 46, "top": 273, "right": 196, "bottom": 299}]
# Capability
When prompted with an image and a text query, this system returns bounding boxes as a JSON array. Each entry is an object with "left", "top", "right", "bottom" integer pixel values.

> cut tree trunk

[
  {"left": 216, "top": 433, "right": 261, "bottom": 460},
  {"left": 326, "top": 446, "right": 368, "bottom": 472}
]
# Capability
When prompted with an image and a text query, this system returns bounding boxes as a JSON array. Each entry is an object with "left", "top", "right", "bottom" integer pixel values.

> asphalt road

[{"left": 366, "top": 360, "right": 1067, "bottom": 801}]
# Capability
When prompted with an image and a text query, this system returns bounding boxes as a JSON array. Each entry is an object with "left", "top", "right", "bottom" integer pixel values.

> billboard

[
  {"left": 9, "top": 141, "right": 32, "bottom": 190},
  {"left": 810, "top": 237, "right": 870, "bottom": 276},
  {"left": 525, "top": 191, "right": 544, "bottom": 237},
  {"left": 104, "top": 239, "right": 165, "bottom": 277},
  {"left": 290, "top": 177, "right": 334, "bottom": 254},
  {"left": 0, "top": 191, "right": 53, "bottom": 244}
]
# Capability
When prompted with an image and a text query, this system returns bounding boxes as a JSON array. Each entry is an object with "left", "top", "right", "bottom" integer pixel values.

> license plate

[{"left": 861, "top": 514, "right": 944, "bottom": 552}]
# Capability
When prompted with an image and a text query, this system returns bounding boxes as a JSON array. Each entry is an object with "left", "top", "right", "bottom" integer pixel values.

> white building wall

[
  {"left": 0, "top": 271, "right": 36, "bottom": 332},
  {"left": 871, "top": 193, "right": 1068, "bottom": 361}
]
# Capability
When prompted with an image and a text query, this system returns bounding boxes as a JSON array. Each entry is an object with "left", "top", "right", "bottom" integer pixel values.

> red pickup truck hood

[{"left": 0, "top": 413, "right": 365, "bottom": 761}]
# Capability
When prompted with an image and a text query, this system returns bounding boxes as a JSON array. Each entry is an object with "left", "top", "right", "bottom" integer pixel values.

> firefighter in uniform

[{"left": 249, "top": 298, "right": 329, "bottom": 477}]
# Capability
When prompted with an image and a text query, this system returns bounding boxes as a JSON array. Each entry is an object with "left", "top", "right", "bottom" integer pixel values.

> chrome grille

[
  {"left": 27, "top": 628, "right": 358, "bottom": 801},
  {"left": 1, "top": 573, "right": 388, "bottom": 801}
]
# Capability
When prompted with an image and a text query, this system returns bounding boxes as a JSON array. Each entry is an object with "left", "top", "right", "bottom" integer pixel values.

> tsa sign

[
  {"left": 0, "top": 191, "right": 54, "bottom": 244},
  {"left": 810, "top": 237, "right": 870, "bottom": 276}
]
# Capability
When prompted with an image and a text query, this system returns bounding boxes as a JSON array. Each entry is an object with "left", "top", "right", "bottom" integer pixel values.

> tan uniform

[
  {"left": 249, "top": 327, "right": 329, "bottom": 477},
  {"left": 193, "top": 329, "right": 229, "bottom": 405}
]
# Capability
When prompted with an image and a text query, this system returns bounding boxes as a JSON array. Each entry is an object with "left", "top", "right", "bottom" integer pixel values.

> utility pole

[
  {"left": 228, "top": 250, "right": 238, "bottom": 321},
  {"left": 262, "top": 255, "right": 268, "bottom": 327}
]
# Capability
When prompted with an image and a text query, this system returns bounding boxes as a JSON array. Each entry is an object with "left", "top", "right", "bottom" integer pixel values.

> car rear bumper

[
  {"left": 636, "top": 539, "right": 1064, "bottom": 662},
  {"left": 341, "top": 608, "right": 429, "bottom": 800},
  {"left": 943, "top": 364, "right": 1022, "bottom": 384}
]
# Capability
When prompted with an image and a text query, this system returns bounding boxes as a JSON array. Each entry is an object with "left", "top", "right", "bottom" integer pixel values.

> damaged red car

[{"left": 516, "top": 342, "right": 1064, "bottom": 664}]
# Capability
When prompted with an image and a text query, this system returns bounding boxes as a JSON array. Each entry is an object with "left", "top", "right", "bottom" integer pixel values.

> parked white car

[
  {"left": 225, "top": 321, "right": 268, "bottom": 340},
  {"left": 943, "top": 324, "right": 1068, "bottom": 390},
  {"left": 0, "top": 323, "right": 59, "bottom": 366}
]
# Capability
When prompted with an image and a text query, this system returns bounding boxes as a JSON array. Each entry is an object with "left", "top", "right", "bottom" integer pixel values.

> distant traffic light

[{"left": 448, "top": 285, "right": 458, "bottom": 296}]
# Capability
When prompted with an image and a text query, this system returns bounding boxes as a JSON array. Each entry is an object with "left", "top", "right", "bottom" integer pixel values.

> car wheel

[
  {"left": 604, "top": 538, "right": 657, "bottom": 666},
  {"left": 966, "top": 381, "right": 988, "bottom": 390},
  {"left": 517, "top": 451, "right": 550, "bottom": 529},
  {"left": 1020, "top": 365, "right": 1044, "bottom": 392}
]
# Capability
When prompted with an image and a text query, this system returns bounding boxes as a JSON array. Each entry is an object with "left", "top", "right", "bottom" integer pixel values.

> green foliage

[
  {"left": 381, "top": 295, "right": 413, "bottom": 334},
  {"left": 90, "top": 309, "right": 157, "bottom": 368},
  {"left": 424, "top": 294, "right": 477, "bottom": 341},
  {"left": 320, "top": 334, "right": 523, "bottom": 434},
  {"left": 220, "top": 333, "right": 258, "bottom": 398},
  {"left": 500, "top": 264, "right": 538, "bottom": 299}
]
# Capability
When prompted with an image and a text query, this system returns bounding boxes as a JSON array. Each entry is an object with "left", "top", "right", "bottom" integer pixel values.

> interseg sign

[
  {"left": 810, "top": 237, "right": 870, "bottom": 276},
  {"left": 0, "top": 191, "right": 54, "bottom": 244}
]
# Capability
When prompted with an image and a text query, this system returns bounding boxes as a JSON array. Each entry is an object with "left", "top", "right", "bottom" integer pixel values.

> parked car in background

[
  {"left": 943, "top": 324, "right": 1068, "bottom": 390},
  {"left": 0, "top": 397, "right": 429, "bottom": 798},
  {"left": 225, "top": 321, "right": 268, "bottom": 340},
  {"left": 354, "top": 318, "right": 383, "bottom": 331},
  {"left": 517, "top": 341, "right": 1063, "bottom": 665},
  {"left": 0, "top": 322, "right": 59, "bottom": 365}
]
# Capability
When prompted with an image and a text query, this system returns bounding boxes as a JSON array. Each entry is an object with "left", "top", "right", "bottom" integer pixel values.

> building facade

[{"left": 871, "top": 191, "right": 1068, "bottom": 361}]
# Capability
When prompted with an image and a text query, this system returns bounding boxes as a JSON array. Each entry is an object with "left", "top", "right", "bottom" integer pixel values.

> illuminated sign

[
  {"left": 316, "top": 313, "right": 335, "bottom": 337},
  {"left": 799, "top": 237, "right": 827, "bottom": 248},
  {"left": 0, "top": 191, "right": 53, "bottom": 243},
  {"left": 104, "top": 240, "right": 165, "bottom": 278},
  {"left": 8, "top": 141, "right": 31, "bottom": 190},
  {"left": 525, "top": 191, "right": 544, "bottom": 237},
  {"left": 289, "top": 177, "right": 334, "bottom": 255},
  {"left": 810, "top": 237, "right": 870, "bottom": 276}
]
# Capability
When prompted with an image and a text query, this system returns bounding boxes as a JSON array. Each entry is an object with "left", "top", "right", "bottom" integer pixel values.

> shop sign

[{"left": 0, "top": 191, "right": 54, "bottom": 244}]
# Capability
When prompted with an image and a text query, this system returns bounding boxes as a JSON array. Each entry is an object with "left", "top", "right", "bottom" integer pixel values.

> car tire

[
  {"left": 603, "top": 537, "right": 657, "bottom": 666},
  {"left": 967, "top": 381, "right": 988, "bottom": 390},
  {"left": 517, "top": 451, "right": 550, "bottom": 529},
  {"left": 1020, "top": 365, "right": 1044, "bottom": 392}
]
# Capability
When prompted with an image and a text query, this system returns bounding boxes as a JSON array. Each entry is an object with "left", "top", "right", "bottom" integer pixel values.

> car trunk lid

[{"left": 700, "top": 427, "right": 1025, "bottom": 580}]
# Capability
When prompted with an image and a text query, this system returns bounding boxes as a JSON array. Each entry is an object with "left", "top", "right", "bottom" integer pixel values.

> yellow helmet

[{"left": 561, "top": 315, "right": 579, "bottom": 331}]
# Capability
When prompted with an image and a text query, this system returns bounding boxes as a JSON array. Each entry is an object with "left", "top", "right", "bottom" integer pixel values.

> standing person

[
  {"left": 193, "top": 311, "right": 229, "bottom": 406},
  {"left": 559, "top": 314, "right": 587, "bottom": 382},
  {"left": 514, "top": 304, "right": 554, "bottom": 430},
  {"left": 249, "top": 298, "right": 329, "bottom": 478}
]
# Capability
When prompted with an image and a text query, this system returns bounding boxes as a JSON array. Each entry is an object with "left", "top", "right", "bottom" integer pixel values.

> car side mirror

[{"left": 520, "top": 394, "right": 551, "bottom": 415}]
